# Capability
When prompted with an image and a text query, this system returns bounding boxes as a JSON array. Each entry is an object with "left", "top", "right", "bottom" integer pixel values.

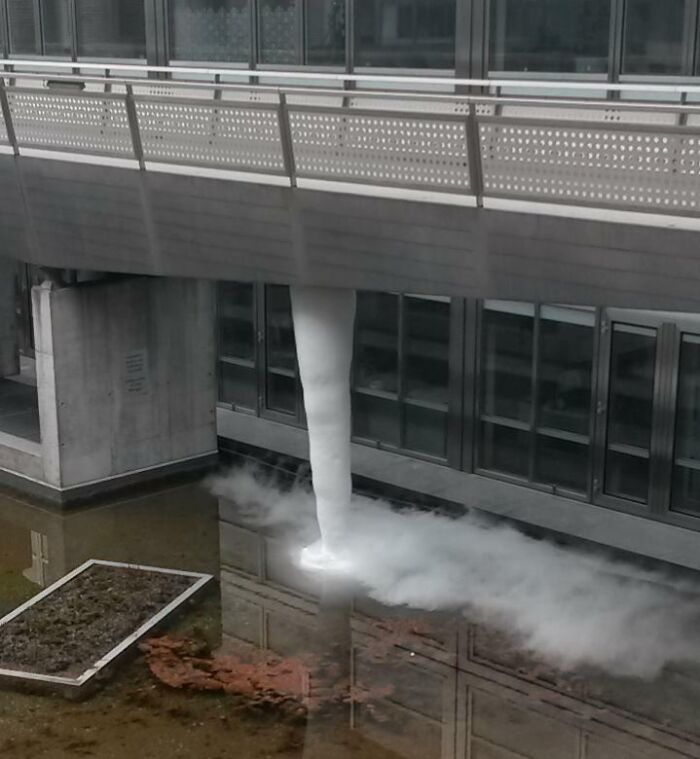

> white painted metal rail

[{"left": 2, "top": 60, "right": 700, "bottom": 216}]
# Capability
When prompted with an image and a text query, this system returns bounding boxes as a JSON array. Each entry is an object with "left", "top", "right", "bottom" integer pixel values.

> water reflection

[{"left": 0, "top": 477, "right": 700, "bottom": 758}]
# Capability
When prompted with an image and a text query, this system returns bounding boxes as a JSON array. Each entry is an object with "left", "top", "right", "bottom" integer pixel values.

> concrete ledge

[
  {"left": 0, "top": 450, "right": 219, "bottom": 507},
  {"left": 217, "top": 407, "right": 700, "bottom": 572}
]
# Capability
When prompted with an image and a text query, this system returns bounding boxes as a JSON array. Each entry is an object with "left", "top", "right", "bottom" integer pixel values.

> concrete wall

[
  {"left": 3, "top": 156, "right": 700, "bottom": 311},
  {"left": 0, "top": 256, "right": 18, "bottom": 377},
  {"left": 33, "top": 276, "right": 217, "bottom": 491}
]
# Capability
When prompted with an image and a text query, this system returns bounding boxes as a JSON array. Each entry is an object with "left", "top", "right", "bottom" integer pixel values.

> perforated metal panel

[
  {"left": 500, "top": 104, "right": 680, "bottom": 125},
  {"left": 289, "top": 110, "right": 471, "bottom": 191},
  {"left": 7, "top": 90, "right": 133, "bottom": 156},
  {"left": 480, "top": 121, "right": 700, "bottom": 213},
  {"left": 135, "top": 99, "right": 286, "bottom": 173}
]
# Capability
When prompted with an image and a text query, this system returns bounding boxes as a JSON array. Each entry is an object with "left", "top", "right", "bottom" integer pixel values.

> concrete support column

[
  {"left": 0, "top": 258, "right": 19, "bottom": 377},
  {"left": 32, "top": 276, "right": 217, "bottom": 497}
]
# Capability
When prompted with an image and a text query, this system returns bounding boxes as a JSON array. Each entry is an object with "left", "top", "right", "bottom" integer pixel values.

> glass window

[
  {"left": 306, "top": 0, "right": 345, "bottom": 65},
  {"left": 218, "top": 282, "right": 258, "bottom": 412},
  {"left": 534, "top": 306, "right": 594, "bottom": 493},
  {"left": 603, "top": 324, "right": 657, "bottom": 503},
  {"left": 478, "top": 302, "right": 595, "bottom": 494},
  {"left": 7, "top": 0, "right": 41, "bottom": 55},
  {"left": 354, "top": 0, "right": 456, "bottom": 68},
  {"left": 169, "top": 0, "right": 251, "bottom": 62},
  {"left": 489, "top": 0, "right": 611, "bottom": 74},
  {"left": 622, "top": 0, "right": 685, "bottom": 75},
  {"left": 258, "top": 0, "right": 301, "bottom": 64},
  {"left": 671, "top": 335, "right": 700, "bottom": 516},
  {"left": 353, "top": 293, "right": 451, "bottom": 459},
  {"left": 76, "top": 0, "right": 146, "bottom": 58},
  {"left": 265, "top": 285, "right": 299, "bottom": 415},
  {"left": 41, "top": 0, "right": 73, "bottom": 56}
]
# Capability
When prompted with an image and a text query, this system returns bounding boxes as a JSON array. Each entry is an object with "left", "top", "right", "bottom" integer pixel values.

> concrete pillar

[
  {"left": 0, "top": 258, "right": 19, "bottom": 377},
  {"left": 32, "top": 276, "right": 217, "bottom": 498}
]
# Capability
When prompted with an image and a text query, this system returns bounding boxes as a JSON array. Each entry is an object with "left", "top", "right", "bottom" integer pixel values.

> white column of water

[{"left": 290, "top": 286, "right": 356, "bottom": 571}]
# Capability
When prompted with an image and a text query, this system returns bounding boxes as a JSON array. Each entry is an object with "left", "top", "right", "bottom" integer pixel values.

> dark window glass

[
  {"left": 534, "top": 306, "right": 594, "bottom": 493},
  {"left": 489, "top": 0, "right": 611, "bottom": 73},
  {"left": 355, "top": 292, "right": 399, "bottom": 394},
  {"left": 218, "top": 282, "right": 257, "bottom": 411},
  {"left": 41, "top": 0, "right": 73, "bottom": 56},
  {"left": 622, "top": 0, "right": 685, "bottom": 75},
  {"left": 480, "top": 422, "right": 531, "bottom": 478},
  {"left": 265, "top": 285, "right": 298, "bottom": 415},
  {"left": 403, "top": 296, "right": 450, "bottom": 458},
  {"left": 306, "top": 0, "right": 345, "bottom": 65},
  {"left": 221, "top": 363, "right": 258, "bottom": 410},
  {"left": 8, "top": 0, "right": 41, "bottom": 55},
  {"left": 169, "top": 0, "right": 251, "bottom": 62},
  {"left": 259, "top": 0, "right": 300, "bottom": 64},
  {"left": 354, "top": 0, "right": 456, "bottom": 68},
  {"left": 604, "top": 324, "right": 656, "bottom": 503},
  {"left": 76, "top": 0, "right": 146, "bottom": 58},
  {"left": 353, "top": 293, "right": 451, "bottom": 459},
  {"left": 480, "top": 302, "right": 534, "bottom": 423},
  {"left": 354, "top": 394, "right": 400, "bottom": 447},
  {"left": 220, "top": 282, "right": 255, "bottom": 361},
  {"left": 671, "top": 335, "right": 700, "bottom": 516},
  {"left": 405, "top": 405, "right": 447, "bottom": 458},
  {"left": 478, "top": 303, "right": 594, "bottom": 494}
]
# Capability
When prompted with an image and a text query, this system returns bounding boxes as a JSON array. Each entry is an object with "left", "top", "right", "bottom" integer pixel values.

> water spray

[{"left": 289, "top": 286, "right": 356, "bottom": 571}]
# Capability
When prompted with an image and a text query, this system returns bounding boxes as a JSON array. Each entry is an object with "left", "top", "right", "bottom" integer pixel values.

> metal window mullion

[
  {"left": 298, "top": 0, "right": 305, "bottom": 64},
  {"left": 397, "top": 294, "right": 407, "bottom": 451},
  {"left": 586, "top": 307, "right": 604, "bottom": 502},
  {"left": 345, "top": 0, "right": 353, "bottom": 73},
  {"left": 460, "top": 298, "right": 478, "bottom": 473},
  {"left": 592, "top": 311, "right": 612, "bottom": 502},
  {"left": 649, "top": 323, "right": 679, "bottom": 516},
  {"left": 254, "top": 283, "right": 265, "bottom": 418},
  {"left": 681, "top": 0, "right": 697, "bottom": 76},
  {"left": 447, "top": 297, "right": 466, "bottom": 471},
  {"left": 686, "top": 0, "right": 700, "bottom": 75},
  {"left": 527, "top": 304, "right": 540, "bottom": 485},
  {"left": 31, "top": 0, "right": 42, "bottom": 56},
  {"left": 69, "top": 0, "right": 78, "bottom": 61},
  {"left": 454, "top": 0, "right": 471, "bottom": 78},
  {"left": 608, "top": 0, "right": 625, "bottom": 92},
  {"left": 250, "top": 0, "right": 259, "bottom": 71},
  {"left": 0, "top": 1, "right": 8, "bottom": 58},
  {"left": 472, "top": 300, "right": 485, "bottom": 471}
]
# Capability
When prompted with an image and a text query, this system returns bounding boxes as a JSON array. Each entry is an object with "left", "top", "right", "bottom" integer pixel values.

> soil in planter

[{"left": 0, "top": 564, "right": 196, "bottom": 678}]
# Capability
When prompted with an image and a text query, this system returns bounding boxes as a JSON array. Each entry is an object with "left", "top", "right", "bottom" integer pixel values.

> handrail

[
  {"left": 4, "top": 69, "right": 700, "bottom": 117},
  {"left": 1, "top": 58, "right": 700, "bottom": 221},
  {"left": 4, "top": 57, "right": 700, "bottom": 97}
]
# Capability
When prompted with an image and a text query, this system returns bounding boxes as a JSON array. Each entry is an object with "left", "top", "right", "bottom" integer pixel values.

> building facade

[{"left": 1, "top": 0, "right": 700, "bottom": 570}]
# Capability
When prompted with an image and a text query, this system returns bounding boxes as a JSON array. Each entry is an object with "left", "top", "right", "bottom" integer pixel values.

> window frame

[
  {"left": 473, "top": 300, "right": 599, "bottom": 501},
  {"left": 591, "top": 308, "right": 700, "bottom": 529},
  {"left": 351, "top": 292, "right": 463, "bottom": 467},
  {"left": 1, "top": 0, "right": 152, "bottom": 62},
  {"left": 618, "top": 0, "right": 698, "bottom": 78},
  {"left": 216, "top": 280, "right": 261, "bottom": 417}
]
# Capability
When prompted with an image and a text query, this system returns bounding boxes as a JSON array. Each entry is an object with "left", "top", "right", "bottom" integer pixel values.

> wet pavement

[{"left": 1, "top": 468, "right": 700, "bottom": 759}]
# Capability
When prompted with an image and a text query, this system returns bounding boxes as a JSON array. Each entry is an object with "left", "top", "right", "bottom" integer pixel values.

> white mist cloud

[{"left": 208, "top": 467, "right": 700, "bottom": 679}]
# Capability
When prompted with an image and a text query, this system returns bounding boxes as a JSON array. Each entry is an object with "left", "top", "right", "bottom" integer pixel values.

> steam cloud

[{"left": 209, "top": 467, "right": 700, "bottom": 679}]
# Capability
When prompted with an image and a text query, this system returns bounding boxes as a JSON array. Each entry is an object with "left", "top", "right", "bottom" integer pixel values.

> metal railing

[{"left": 2, "top": 59, "right": 700, "bottom": 217}]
